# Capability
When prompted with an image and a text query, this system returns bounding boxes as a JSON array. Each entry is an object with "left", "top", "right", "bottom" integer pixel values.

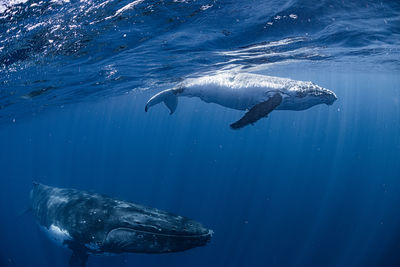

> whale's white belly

[
  {"left": 183, "top": 84, "right": 270, "bottom": 110},
  {"left": 180, "top": 73, "right": 289, "bottom": 110},
  {"left": 41, "top": 224, "right": 72, "bottom": 247}
]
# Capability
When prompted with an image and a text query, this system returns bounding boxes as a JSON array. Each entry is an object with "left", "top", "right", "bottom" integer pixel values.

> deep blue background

[
  {"left": 0, "top": 67, "right": 399, "bottom": 266},
  {"left": 1, "top": 0, "right": 400, "bottom": 266}
]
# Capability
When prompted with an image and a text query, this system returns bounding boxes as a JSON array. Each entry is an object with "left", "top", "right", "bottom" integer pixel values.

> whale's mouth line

[{"left": 107, "top": 227, "right": 213, "bottom": 239}]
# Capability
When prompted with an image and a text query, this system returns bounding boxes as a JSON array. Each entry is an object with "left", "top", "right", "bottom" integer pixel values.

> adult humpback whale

[
  {"left": 145, "top": 73, "right": 337, "bottom": 129},
  {"left": 30, "top": 183, "right": 212, "bottom": 267}
]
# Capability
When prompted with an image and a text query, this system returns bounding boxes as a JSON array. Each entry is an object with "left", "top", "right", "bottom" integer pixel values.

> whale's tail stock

[{"left": 145, "top": 88, "right": 179, "bottom": 114}]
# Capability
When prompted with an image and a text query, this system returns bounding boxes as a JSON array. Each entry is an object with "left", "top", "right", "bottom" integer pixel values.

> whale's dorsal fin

[{"left": 230, "top": 93, "right": 282, "bottom": 129}]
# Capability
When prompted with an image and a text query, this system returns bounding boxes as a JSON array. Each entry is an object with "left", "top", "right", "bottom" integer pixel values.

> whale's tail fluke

[{"left": 145, "top": 89, "right": 178, "bottom": 114}]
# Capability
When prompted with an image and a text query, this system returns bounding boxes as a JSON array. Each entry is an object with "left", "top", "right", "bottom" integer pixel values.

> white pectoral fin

[
  {"left": 230, "top": 93, "right": 282, "bottom": 130},
  {"left": 145, "top": 89, "right": 178, "bottom": 114}
]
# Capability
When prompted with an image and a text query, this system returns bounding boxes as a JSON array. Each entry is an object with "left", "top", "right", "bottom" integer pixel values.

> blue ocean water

[{"left": 0, "top": 0, "right": 400, "bottom": 266}]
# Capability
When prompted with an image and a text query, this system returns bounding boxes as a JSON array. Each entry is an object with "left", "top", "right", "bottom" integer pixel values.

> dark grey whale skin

[{"left": 30, "top": 183, "right": 212, "bottom": 266}]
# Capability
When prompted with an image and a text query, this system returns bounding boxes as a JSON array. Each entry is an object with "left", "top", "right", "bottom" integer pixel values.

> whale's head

[
  {"left": 285, "top": 82, "right": 337, "bottom": 110},
  {"left": 101, "top": 204, "right": 212, "bottom": 254}
]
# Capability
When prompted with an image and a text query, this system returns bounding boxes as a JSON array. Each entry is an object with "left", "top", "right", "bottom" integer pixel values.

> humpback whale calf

[
  {"left": 145, "top": 72, "right": 337, "bottom": 129},
  {"left": 31, "top": 183, "right": 212, "bottom": 267}
]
